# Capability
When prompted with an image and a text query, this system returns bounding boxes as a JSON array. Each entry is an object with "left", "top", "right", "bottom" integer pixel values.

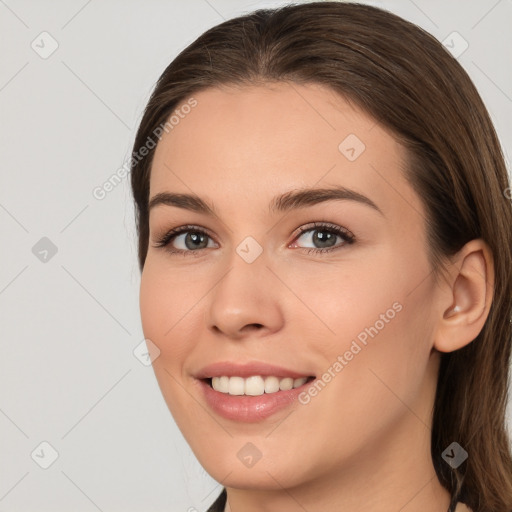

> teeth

[
  {"left": 294, "top": 377, "right": 307, "bottom": 388},
  {"left": 279, "top": 377, "right": 293, "bottom": 391},
  {"left": 264, "top": 376, "right": 279, "bottom": 393},
  {"left": 245, "top": 376, "right": 265, "bottom": 396},
  {"left": 228, "top": 376, "right": 245, "bottom": 395},
  {"left": 211, "top": 375, "right": 308, "bottom": 396}
]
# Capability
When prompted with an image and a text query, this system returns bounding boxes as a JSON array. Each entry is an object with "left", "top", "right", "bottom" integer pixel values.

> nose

[{"left": 204, "top": 248, "right": 284, "bottom": 340}]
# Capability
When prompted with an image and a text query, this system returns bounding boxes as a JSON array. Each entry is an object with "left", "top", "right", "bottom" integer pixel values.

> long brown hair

[{"left": 130, "top": 3, "right": 512, "bottom": 510}]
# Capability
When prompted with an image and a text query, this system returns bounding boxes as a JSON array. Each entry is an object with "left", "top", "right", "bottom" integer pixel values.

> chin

[{"left": 197, "top": 449, "right": 310, "bottom": 491}]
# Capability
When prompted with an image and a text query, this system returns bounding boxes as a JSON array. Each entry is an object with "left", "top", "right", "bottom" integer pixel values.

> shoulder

[{"left": 455, "top": 503, "right": 473, "bottom": 512}]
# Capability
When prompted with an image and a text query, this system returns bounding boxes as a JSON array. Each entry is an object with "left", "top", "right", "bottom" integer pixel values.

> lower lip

[{"left": 198, "top": 378, "right": 312, "bottom": 422}]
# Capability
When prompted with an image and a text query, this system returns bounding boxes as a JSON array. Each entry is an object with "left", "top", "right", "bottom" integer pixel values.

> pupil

[
  {"left": 314, "top": 230, "right": 336, "bottom": 248},
  {"left": 186, "top": 232, "right": 207, "bottom": 250}
]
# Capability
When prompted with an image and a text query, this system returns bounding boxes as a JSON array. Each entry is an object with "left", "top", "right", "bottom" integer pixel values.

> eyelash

[{"left": 152, "top": 222, "right": 355, "bottom": 257}]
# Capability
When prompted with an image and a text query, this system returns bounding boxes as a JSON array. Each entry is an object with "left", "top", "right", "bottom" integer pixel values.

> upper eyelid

[
  {"left": 155, "top": 222, "right": 347, "bottom": 238},
  {"left": 295, "top": 221, "right": 354, "bottom": 236}
]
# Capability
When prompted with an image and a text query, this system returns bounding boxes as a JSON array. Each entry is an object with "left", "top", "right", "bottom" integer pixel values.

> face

[{"left": 139, "top": 82, "right": 442, "bottom": 491}]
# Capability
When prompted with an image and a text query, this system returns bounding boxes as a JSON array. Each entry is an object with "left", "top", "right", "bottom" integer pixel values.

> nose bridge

[
  {"left": 204, "top": 239, "right": 283, "bottom": 337},
  {"left": 215, "top": 239, "right": 269, "bottom": 310}
]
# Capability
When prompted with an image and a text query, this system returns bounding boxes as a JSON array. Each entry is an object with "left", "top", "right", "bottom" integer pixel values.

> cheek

[
  {"left": 308, "top": 250, "right": 435, "bottom": 426},
  {"left": 138, "top": 262, "right": 205, "bottom": 433},
  {"left": 139, "top": 265, "right": 169, "bottom": 347},
  {"left": 296, "top": 253, "right": 405, "bottom": 353},
  {"left": 284, "top": 293, "right": 435, "bottom": 480},
  {"left": 139, "top": 260, "right": 200, "bottom": 364}
]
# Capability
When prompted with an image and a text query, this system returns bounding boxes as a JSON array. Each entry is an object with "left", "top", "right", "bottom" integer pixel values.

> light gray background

[{"left": 1, "top": 1, "right": 511, "bottom": 511}]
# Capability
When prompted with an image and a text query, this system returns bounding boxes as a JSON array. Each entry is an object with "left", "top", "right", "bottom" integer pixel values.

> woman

[{"left": 130, "top": 2, "right": 512, "bottom": 511}]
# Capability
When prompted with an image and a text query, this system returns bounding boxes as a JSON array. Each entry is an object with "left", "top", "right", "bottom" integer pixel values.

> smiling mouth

[{"left": 203, "top": 375, "right": 315, "bottom": 396}]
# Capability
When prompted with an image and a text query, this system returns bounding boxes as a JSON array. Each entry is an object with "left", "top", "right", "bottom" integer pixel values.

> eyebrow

[{"left": 148, "top": 185, "right": 384, "bottom": 216}]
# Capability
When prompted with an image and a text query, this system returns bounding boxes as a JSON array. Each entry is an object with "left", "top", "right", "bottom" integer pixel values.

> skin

[{"left": 139, "top": 81, "right": 493, "bottom": 512}]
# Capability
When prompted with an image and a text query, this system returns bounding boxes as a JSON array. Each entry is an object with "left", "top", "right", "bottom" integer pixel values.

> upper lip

[{"left": 195, "top": 361, "right": 314, "bottom": 380}]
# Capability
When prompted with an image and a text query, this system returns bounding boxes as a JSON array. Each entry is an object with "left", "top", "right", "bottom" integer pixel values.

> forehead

[{"left": 149, "top": 82, "right": 420, "bottom": 221}]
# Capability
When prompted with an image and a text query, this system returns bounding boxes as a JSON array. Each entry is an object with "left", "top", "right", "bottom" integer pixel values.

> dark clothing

[{"left": 206, "top": 488, "right": 226, "bottom": 512}]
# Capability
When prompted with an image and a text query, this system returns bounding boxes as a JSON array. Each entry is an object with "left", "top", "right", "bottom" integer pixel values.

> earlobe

[{"left": 433, "top": 239, "right": 494, "bottom": 353}]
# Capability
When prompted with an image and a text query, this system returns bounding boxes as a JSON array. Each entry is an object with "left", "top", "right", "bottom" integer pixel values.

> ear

[{"left": 433, "top": 239, "right": 494, "bottom": 353}]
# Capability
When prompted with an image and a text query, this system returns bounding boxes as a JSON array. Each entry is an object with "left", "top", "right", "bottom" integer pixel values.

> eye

[
  {"left": 152, "top": 225, "right": 216, "bottom": 256},
  {"left": 152, "top": 221, "right": 355, "bottom": 256},
  {"left": 290, "top": 222, "right": 355, "bottom": 254}
]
